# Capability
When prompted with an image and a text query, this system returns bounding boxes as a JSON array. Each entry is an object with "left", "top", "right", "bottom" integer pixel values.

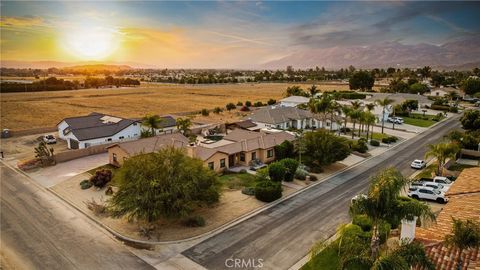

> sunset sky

[{"left": 1, "top": 1, "right": 479, "bottom": 68}]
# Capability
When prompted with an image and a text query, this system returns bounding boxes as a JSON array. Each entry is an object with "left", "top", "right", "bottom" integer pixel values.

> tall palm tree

[
  {"left": 341, "top": 106, "right": 352, "bottom": 135},
  {"left": 350, "top": 168, "right": 435, "bottom": 260},
  {"left": 349, "top": 109, "right": 361, "bottom": 139},
  {"left": 446, "top": 90, "right": 460, "bottom": 103},
  {"left": 364, "top": 112, "right": 376, "bottom": 141},
  {"left": 376, "top": 98, "right": 394, "bottom": 134},
  {"left": 425, "top": 141, "right": 460, "bottom": 176},
  {"left": 142, "top": 114, "right": 163, "bottom": 136},
  {"left": 445, "top": 218, "right": 480, "bottom": 270},
  {"left": 327, "top": 101, "right": 341, "bottom": 132}
]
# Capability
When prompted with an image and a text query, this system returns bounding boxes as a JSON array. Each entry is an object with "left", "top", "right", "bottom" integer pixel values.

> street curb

[{"left": 3, "top": 114, "right": 461, "bottom": 249}]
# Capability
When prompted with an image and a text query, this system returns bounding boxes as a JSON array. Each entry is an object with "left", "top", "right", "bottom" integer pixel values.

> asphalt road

[
  {"left": 183, "top": 115, "right": 462, "bottom": 270},
  {"left": 0, "top": 163, "right": 154, "bottom": 270}
]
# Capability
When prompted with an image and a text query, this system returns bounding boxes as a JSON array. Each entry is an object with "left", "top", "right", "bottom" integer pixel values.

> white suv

[
  {"left": 388, "top": 117, "right": 404, "bottom": 124},
  {"left": 410, "top": 159, "right": 426, "bottom": 169},
  {"left": 408, "top": 186, "right": 448, "bottom": 204},
  {"left": 411, "top": 181, "right": 449, "bottom": 192}
]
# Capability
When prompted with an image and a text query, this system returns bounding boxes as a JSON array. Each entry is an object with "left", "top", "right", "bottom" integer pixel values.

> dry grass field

[{"left": 1, "top": 82, "right": 352, "bottom": 130}]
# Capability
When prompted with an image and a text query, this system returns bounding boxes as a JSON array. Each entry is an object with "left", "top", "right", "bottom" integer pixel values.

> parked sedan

[
  {"left": 407, "top": 187, "right": 448, "bottom": 204},
  {"left": 43, "top": 134, "right": 57, "bottom": 144},
  {"left": 410, "top": 159, "right": 426, "bottom": 169}
]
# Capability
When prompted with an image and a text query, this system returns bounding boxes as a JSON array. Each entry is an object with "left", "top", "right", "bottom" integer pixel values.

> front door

[{"left": 228, "top": 155, "right": 235, "bottom": 167}]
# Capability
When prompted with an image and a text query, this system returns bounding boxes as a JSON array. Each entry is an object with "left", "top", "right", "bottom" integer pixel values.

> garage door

[{"left": 69, "top": 139, "right": 79, "bottom": 149}]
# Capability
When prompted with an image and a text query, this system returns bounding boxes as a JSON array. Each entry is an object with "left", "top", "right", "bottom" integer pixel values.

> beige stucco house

[{"left": 106, "top": 129, "right": 295, "bottom": 173}]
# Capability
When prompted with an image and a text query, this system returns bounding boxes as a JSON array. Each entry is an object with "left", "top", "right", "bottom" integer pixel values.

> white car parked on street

[
  {"left": 410, "top": 159, "right": 426, "bottom": 169},
  {"left": 407, "top": 186, "right": 448, "bottom": 204}
]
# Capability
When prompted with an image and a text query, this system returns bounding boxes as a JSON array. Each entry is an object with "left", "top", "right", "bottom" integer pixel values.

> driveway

[{"left": 28, "top": 153, "right": 108, "bottom": 187}]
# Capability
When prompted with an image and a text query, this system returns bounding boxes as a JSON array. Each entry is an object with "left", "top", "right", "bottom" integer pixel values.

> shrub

[
  {"left": 382, "top": 136, "right": 398, "bottom": 144},
  {"left": 449, "top": 106, "right": 458, "bottom": 113},
  {"left": 310, "top": 166, "right": 323, "bottom": 173},
  {"left": 90, "top": 169, "right": 112, "bottom": 188},
  {"left": 274, "top": 140, "right": 295, "bottom": 160},
  {"left": 267, "top": 99, "right": 276, "bottom": 105},
  {"left": 280, "top": 158, "right": 299, "bottom": 182},
  {"left": 430, "top": 104, "right": 450, "bottom": 111},
  {"left": 268, "top": 162, "right": 286, "bottom": 182},
  {"left": 201, "top": 108, "right": 209, "bottom": 116},
  {"left": 245, "top": 101, "right": 252, "bottom": 107},
  {"left": 236, "top": 101, "right": 243, "bottom": 106},
  {"left": 298, "top": 164, "right": 310, "bottom": 172},
  {"left": 340, "top": 127, "right": 351, "bottom": 133},
  {"left": 253, "top": 101, "right": 264, "bottom": 107},
  {"left": 226, "top": 103, "right": 236, "bottom": 111},
  {"left": 351, "top": 139, "right": 368, "bottom": 153},
  {"left": 295, "top": 168, "right": 308, "bottom": 180},
  {"left": 184, "top": 216, "right": 205, "bottom": 227},
  {"left": 240, "top": 106, "right": 250, "bottom": 112},
  {"left": 308, "top": 174, "right": 318, "bottom": 181},
  {"left": 84, "top": 198, "right": 106, "bottom": 215},
  {"left": 370, "top": 139, "right": 380, "bottom": 146},
  {"left": 80, "top": 179, "right": 92, "bottom": 189},
  {"left": 241, "top": 187, "right": 255, "bottom": 196},
  {"left": 352, "top": 214, "right": 373, "bottom": 232},
  {"left": 213, "top": 107, "right": 223, "bottom": 114},
  {"left": 254, "top": 181, "right": 282, "bottom": 202}
]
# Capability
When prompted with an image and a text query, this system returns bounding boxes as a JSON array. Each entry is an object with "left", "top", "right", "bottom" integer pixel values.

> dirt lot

[
  {"left": 0, "top": 133, "right": 68, "bottom": 160},
  {"left": 51, "top": 172, "right": 297, "bottom": 242},
  {"left": 1, "top": 82, "right": 353, "bottom": 131}
]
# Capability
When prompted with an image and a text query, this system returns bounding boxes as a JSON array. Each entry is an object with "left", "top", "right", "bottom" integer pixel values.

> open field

[{"left": 1, "top": 82, "right": 354, "bottom": 131}]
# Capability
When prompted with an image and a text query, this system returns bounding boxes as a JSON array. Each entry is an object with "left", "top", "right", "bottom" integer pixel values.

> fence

[
  {"left": 460, "top": 148, "right": 480, "bottom": 158},
  {"left": 8, "top": 127, "right": 57, "bottom": 137},
  {"left": 54, "top": 143, "right": 116, "bottom": 163}
]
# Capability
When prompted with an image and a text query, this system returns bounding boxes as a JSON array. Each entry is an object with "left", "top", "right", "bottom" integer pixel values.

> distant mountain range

[
  {"left": 262, "top": 36, "right": 480, "bottom": 70},
  {"left": 2, "top": 36, "right": 479, "bottom": 70}
]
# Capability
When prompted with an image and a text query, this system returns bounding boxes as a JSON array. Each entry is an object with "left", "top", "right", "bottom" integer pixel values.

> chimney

[
  {"left": 186, "top": 144, "right": 196, "bottom": 158},
  {"left": 400, "top": 217, "right": 417, "bottom": 243}
]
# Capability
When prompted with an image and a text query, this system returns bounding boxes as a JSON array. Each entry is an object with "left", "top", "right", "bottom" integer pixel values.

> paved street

[
  {"left": 183, "top": 115, "right": 462, "bottom": 270},
  {"left": 0, "top": 163, "right": 154, "bottom": 270}
]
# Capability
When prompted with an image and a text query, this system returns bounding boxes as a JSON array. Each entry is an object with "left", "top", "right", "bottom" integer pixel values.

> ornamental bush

[
  {"left": 280, "top": 158, "right": 299, "bottom": 182},
  {"left": 295, "top": 168, "right": 308, "bottom": 180},
  {"left": 352, "top": 214, "right": 373, "bottom": 232},
  {"left": 268, "top": 162, "right": 286, "bottom": 182},
  {"left": 254, "top": 181, "right": 282, "bottom": 202},
  {"left": 184, "top": 216, "right": 205, "bottom": 227},
  {"left": 370, "top": 139, "right": 380, "bottom": 146},
  {"left": 90, "top": 169, "right": 112, "bottom": 188}
]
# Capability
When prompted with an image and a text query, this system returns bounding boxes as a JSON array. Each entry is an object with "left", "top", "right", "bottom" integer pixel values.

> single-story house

[
  {"left": 427, "top": 87, "right": 463, "bottom": 98},
  {"left": 244, "top": 106, "right": 339, "bottom": 130},
  {"left": 411, "top": 167, "right": 480, "bottom": 270},
  {"left": 136, "top": 115, "right": 178, "bottom": 135},
  {"left": 107, "top": 128, "right": 295, "bottom": 173},
  {"left": 57, "top": 112, "right": 142, "bottom": 149},
  {"left": 279, "top": 96, "right": 310, "bottom": 107}
]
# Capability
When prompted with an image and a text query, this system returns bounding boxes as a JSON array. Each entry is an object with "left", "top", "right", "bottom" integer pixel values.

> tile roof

[
  {"left": 446, "top": 167, "right": 480, "bottom": 197},
  {"left": 107, "top": 133, "right": 189, "bottom": 156},
  {"left": 414, "top": 242, "right": 479, "bottom": 270},
  {"left": 415, "top": 167, "right": 480, "bottom": 270},
  {"left": 61, "top": 112, "right": 138, "bottom": 141},
  {"left": 131, "top": 115, "right": 177, "bottom": 128},
  {"left": 244, "top": 106, "right": 319, "bottom": 124},
  {"left": 231, "top": 120, "right": 258, "bottom": 129}
]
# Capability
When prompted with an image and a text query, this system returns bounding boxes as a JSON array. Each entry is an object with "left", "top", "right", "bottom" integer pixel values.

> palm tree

[
  {"left": 446, "top": 91, "right": 460, "bottom": 103},
  {"left": 327, "top": 101, "right": 341, "bottom": 132},
  {"left": 376, "top": 98, "right": 394, "bottom": 134},
  {"left": 349, "top": 109, "right": 361, "bottom": 139},
  {"left": 176, "top": 117, "right": 192, "bottom": 135},
  {"left": 364, "top": 112, "right": 376, "bottom": 141},
  {"left": 425, "top": 141, "right": 460, "bottom": 176},
  {"left": 309, "top": 95, "right": 332, "bottom": 128},
  {"left": 341, "top": 106, "right": 352, "bottom": 135},
  {"left": 445, "top": 218, "right": 480, "bottom": 270},
  {"left": 308, "top": 84, "right": 319, "bottom": 97},
  {"left": 142, "top": 114, "right": 163, "bottom": 137},
  {"left": 350, "top": 168, "right": 435, "bottom": 260}
]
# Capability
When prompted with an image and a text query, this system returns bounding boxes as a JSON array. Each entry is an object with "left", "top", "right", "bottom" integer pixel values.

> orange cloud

[{"left": 0, "top": 16, "right": 44, "bottom": 28}]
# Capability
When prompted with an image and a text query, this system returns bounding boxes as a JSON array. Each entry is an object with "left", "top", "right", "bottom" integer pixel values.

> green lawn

[
  {"left": 414, "top": 163, "right": 437, "bottom": 179},
  {"left": 401, "top": 113, "right": 444, "bottom": 128},
  {"left": 370, "top": 132, "right": 389, "bottom": 141},
  {"left": 301, "top": 245, "right": 367, "bottom": 270},
  {"left": 218, "top": 173, "right": 257, "bottom": 190}
]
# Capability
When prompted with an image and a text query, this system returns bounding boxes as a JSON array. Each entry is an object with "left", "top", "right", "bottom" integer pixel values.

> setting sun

[{"left": 63, "top": 27, "right": 119, "bottom": 59}]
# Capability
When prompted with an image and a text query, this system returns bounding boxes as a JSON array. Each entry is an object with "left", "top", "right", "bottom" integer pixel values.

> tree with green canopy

[{"left": 108, "top": 147, "right": 220, "bottom": 222}]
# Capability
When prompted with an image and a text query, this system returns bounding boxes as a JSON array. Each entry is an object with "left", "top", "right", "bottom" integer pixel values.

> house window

[
  {"left": 276, "top": 125, "right": 281, "bottom": 129},
  {"left": 251, "top": 152, "right": 257, "bottom": 160},
  {"left": 208, "top": 162, "right": 214, "bottom": 170},
  {"left": 106, "top": 138, "right": 112, "bottom": 142},
  {"left": 119, "top": 136, "right": 124, "bottom": 140},
  {"left": 133, "top": 123, "right": 138, "bottom": 126},
  {"left": 240, "top": 153, "right": 245, "bottom": 162},
  {"left": 326, "top": 122, "right": 330, "bottom": 127},
  {"left": 220, "top": 159, "right": 226, "bottom": 168},
  {"left": 112, "top": 153, "right": 117, "bottom": 163},
  {"left": 267, "top": 149, "right": 274, "bottom": 158}
]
